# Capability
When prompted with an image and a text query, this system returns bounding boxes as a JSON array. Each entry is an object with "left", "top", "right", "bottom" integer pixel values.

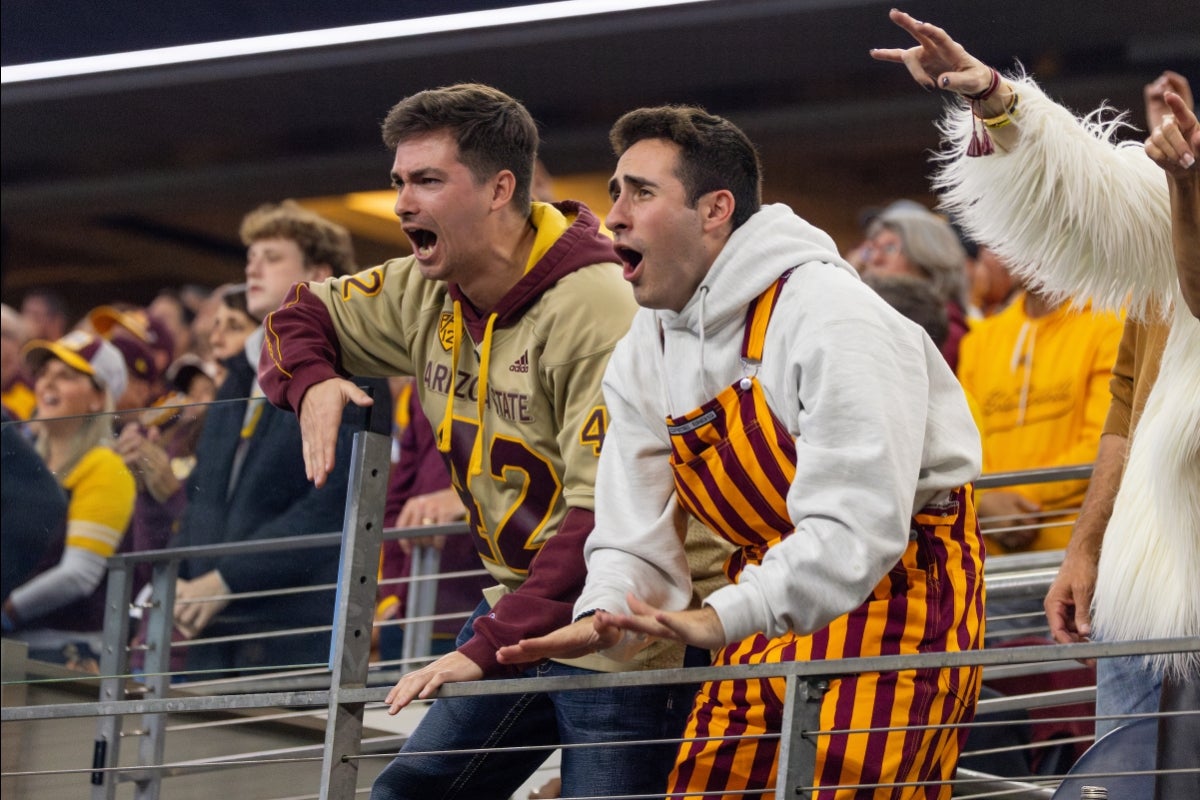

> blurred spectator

[
  {"left": 864, "top": 204, "right": 971, "bottom": 369},
  {"left": 1, "top": 303, "right": 36, "bottom": 420},
  {"left": 958, "top": 277, "right": 1123, "bottom": 557},
  {"left": 844, "top": 200, "right": 930, "bottom": 273},
  {"left": 149, "top": 289, "right": 196, "bottom": 361},
  {"left": 186, "top": 285, "right": 223, "bottom": 361},
  {"left": 89, "top": 304, "right": 176, "bottom": 380},
  {"left": 165, "top": 354, "right": 219, "bottom": 405},
  {"left": 861, "top": 272, "right": 950, "bottom": 347},
  {"left": 968, "top": 244, "right": 1019, "bottom": 319},
  {"left": 1, "top": 410, "right": 68, "bottom": 601},
  {"left": 20, "top": 288, "right": 70, "bottom": 342},
  {"left": 208, "top": 284, "right": 255, "bottom": 358},
  {"left": 107, "top": 332, "right": 164, "bottom": 413},
  {"left": 178, "top": 284, "right": 212, "bottom": 318},
  {"left": 118, "top": 353, "right": 219, "bottom": 674},
  {"left": 2, "top": 331, "right": 135, "bottom": 667},
  {"left": 169, "top": 201, "right": 390, "bottom": 678}
]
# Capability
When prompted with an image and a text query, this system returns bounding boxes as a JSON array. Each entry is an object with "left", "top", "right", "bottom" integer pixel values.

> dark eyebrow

[
  {"left": 390, "top": 166, "right": 446, "bottom": 185},
  {"left": 608, "top": 173, "right": 657, "bottom": 199}
]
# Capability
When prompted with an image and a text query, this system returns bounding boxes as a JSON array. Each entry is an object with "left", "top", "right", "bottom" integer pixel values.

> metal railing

[{"left": 3, "top": 430, "right": 1197, "bottom": 799}]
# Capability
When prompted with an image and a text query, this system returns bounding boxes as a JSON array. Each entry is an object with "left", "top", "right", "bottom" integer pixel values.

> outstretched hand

[
  {"left": 869, "top": 9, "right": 995, "bottom": 99},
  {"left": 496, "top": 618, "right": 623, "bottom": 665},
  {"left": 595, "top": 595, "right": 728, "bottom": 652},
  {"left": 297, "top": 377, "right": 373, "bottom": 487}
]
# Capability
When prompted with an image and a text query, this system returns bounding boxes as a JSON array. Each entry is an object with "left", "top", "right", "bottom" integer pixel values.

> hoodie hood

[
  {"left": 449, "top": 200, "right": 618, "bottom": 341},
  {"left": 657, "top": 203, "right": 857, "bottom": 336}
]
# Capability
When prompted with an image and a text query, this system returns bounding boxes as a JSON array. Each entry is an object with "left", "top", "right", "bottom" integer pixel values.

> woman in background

[{"left": 2, "top": 331, "right": 134, "bottom": 668}]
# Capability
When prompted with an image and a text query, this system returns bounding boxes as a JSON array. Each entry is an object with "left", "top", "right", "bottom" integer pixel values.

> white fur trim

[
  {"left": 932, "top": 73, "right": 1177, "bottom": 320},
  {"left": 933, "top": 73, "right": 1199, "bottom": 678},
  {"left": 1093, "top": 308, "right": 1200, "bottom": 680}
]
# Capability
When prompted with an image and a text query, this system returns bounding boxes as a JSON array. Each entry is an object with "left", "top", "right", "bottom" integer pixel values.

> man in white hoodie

[{"left": 499, "top": 107, "right": 985, "bottom": 798}]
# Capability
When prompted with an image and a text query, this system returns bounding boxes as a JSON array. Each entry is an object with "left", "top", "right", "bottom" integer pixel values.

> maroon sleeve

[
  {"left": 457, "top": 506, "right": 593, "bottom": 676},
  {"left": 258, "top": 283, "right": 347, "bottom": 413}
]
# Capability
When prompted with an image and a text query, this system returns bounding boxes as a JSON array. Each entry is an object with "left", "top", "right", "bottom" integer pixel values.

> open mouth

[
  {"left": 407, "top": 227, "right": 438, "bottom": 259},
  {"left": 614, "top": 245, "right": 643, "bottom": 279}
]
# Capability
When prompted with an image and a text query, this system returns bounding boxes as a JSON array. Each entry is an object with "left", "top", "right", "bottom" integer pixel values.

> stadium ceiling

[{"left": 3, "top": 0, "right": 1198, "bottom": 313}]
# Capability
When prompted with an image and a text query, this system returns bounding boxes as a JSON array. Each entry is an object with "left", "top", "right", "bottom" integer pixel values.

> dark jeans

[{"left": 371, "top": 600, "right": 695, "bottom": 800}]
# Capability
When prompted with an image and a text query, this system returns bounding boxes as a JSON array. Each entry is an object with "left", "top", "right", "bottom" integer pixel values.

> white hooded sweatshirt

[{"left": 576, "top": 204, "right": 981, "bottom": 654}]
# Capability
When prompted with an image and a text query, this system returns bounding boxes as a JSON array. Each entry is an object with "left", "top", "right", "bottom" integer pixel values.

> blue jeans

[
  {"left": 1095, "top": 650, "right": 1162, "bottom": 739},
  {"left": 371, "top": 600, "right": 695, "bottom": 800}
]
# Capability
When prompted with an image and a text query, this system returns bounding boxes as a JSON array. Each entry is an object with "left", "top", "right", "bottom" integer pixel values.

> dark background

[{"left": 3, "top": 0, "right": 1198, "bottom": 319}]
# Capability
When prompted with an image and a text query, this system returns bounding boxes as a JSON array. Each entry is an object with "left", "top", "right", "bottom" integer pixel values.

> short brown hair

[
  {"left": 239, "top": 200, "right": 356, "bottom": 276},
  {"left": 610, "top": 106, "right": 762, "bottom": 230},
  {"left": 862, "top": 273, "right": 950, "bottom": 347},
  {"left": 382, "top": 83, "right": 538, "bottom": 211}
]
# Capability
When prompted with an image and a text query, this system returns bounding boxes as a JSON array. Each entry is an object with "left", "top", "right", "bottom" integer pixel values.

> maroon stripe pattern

[{"left": 662, "top": 278, "right": 985, "bottom": 797}]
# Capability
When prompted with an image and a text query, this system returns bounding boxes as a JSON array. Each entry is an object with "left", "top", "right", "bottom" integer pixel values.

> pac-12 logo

[{"left": 438, "top": 312, "right": 455, "bottom": 351}]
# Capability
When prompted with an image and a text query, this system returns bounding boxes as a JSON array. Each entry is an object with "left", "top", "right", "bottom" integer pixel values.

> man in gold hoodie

[{"left": 260, "top": 82, "right": 704, "bottom": 800}]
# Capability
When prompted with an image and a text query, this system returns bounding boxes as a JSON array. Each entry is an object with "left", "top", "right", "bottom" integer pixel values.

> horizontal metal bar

[
  {"left": 974, "top": 464, "right": 1093, "bottom": 489},
  {"left": 350, "top": 636, "right": 1199, "bottom": 703},
  {"left": 953, "top": 767, "right": 1054, "bottom": 799},
  {"left": 985, "top": 549, "right": 1068, "bottom": 572},
  {"left": 106, "top": 522, "right": 472, "bottom": 565}
]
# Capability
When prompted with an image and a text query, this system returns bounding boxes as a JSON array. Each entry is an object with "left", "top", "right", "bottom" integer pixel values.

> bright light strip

[{"left": 1, "top": 0, "right": 713, "bottom": 84}]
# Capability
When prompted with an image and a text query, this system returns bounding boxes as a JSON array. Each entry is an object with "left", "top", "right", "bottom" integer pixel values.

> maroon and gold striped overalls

[{"left": 665, "top": 274, "right": 986, "bottom": 799}]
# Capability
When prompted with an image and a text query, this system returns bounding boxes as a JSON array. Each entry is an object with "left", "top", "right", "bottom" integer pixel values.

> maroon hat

[
  {"left": 109, "top": 334, "right": 160, "bottom": 384},
  {"left": 89, "top": 305, "right": 175, "bottom": 360}
]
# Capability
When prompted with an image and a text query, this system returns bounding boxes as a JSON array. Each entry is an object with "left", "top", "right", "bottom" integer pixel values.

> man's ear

[
  {"left": 700, "top": 189, "right": 736, "bottom": 234},
  {"left": 490, "top": 170, "right": 517, "bottom": 210}
]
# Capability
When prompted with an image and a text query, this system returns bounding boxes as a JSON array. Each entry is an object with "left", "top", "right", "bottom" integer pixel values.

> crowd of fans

[{"left": 1, "top": 12, "right": 1196, "bottom": 796}]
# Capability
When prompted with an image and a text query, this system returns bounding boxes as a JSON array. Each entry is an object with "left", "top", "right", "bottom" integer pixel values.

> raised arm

[
  {"left": 874, "top": 10, "right": 1178, "bottom": 317},
  {"left": 1145, "top": 91, "right": 1200, "bottom": 317},
  {"left": 870, "top": 9, "right": 1019, "bottom": 150}
]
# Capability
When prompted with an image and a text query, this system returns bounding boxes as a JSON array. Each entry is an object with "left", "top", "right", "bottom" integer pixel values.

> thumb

[
  {"left": 1074, "top": 600, "right": 1093, "bottom": 637},
  {"left": 626, "top": 593, "right": 656, "bottom": 617},
  {"left": 345, "top": 382, "right": 376, "bottom": 408}
]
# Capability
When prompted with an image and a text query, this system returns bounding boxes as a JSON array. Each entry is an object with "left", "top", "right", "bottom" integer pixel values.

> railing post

[
  {"left": 92, "top": 559, "right": 134, "bottom": 800},
  {"left": 400, "top": 545, "right": 441, "bottom": 667},
  {"left": 132, "top": 558, "right": 179, "bottom": 799},
  {"left": 320, "top": 429, "right": 390, "bottom": 800},
  {"left": 776, "top": 675, "right": 826, "bottom": 800}
]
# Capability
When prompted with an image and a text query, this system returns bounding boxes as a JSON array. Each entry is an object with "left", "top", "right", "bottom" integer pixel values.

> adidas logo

[{"left": 509, "top": 350, "right": 530, "bottom": 373}]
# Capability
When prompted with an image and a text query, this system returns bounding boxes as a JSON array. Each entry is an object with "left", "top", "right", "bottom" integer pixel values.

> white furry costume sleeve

[{"left": 934, "top": 74, "right": 1200, "bottom": 678}]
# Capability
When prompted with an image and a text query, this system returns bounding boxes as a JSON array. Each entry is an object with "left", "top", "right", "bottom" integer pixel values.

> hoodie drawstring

[
  {"left": 434, "top": 300, "right": 495, "bottom": 483},
  {"left": 1008, "top": 318, "right": 1036, "bottom": 426},
  {"left": 697, "top": 285, "right": 713, "bottom": 398},
  {"left": 469, "top": 314, "right": 498, "bottom": 479}
]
